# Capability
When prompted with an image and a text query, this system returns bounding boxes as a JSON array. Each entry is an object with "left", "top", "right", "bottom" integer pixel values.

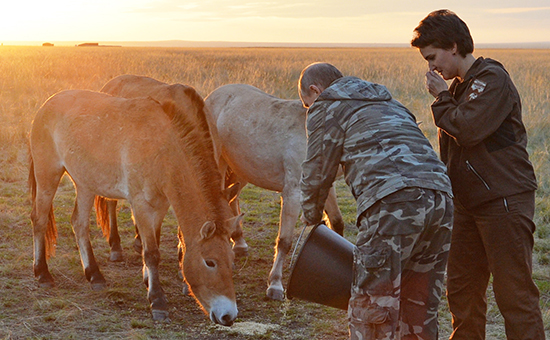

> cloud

[
  {"left": 485, "top": 6, "right": 550, "bottom": 14},
  {"left": 128, "top": 0, "right": 421, "bottom": 19}
]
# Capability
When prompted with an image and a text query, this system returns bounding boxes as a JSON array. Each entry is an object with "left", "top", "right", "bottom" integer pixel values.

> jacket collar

[{"left": 462, "top": 56, "right": 485, "bottom": 83}]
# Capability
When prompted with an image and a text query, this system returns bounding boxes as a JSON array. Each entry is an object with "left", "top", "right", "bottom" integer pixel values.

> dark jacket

[{"left": 432, "top": 57, "right": 537, "bottom": 209}]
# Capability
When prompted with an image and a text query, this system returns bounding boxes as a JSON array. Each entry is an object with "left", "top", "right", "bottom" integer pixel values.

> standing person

[
  {"left": 411, "top": 9, "right": 545, "bottom": 339},
  {"left": 298, "top": 62, "right": 454, "bottom": 339}
]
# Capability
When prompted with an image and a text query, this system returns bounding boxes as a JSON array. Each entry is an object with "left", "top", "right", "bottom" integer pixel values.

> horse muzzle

[{"left": 209, "top": 296, "right": 238, "bottom": 326}]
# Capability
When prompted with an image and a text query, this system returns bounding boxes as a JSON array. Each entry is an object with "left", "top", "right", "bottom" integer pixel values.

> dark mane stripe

[{"left": 169, "top": 86, "right": 228, "bottom": 233}]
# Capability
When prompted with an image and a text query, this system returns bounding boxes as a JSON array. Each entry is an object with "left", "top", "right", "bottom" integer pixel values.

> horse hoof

[
  {"left": 266, "top": 287, "right": 285, "bottom": 301},
  {"left": 91, "top": 282, "right": 107, "bottom": 291},
  {"left": 233, "top": 245, "right": 249, "bottom": 258},
  {"left": 37, "top": 271, "right": 55, "bottom": 288},
  {"left": 152, "top": 310, "right": 170, "bottom": 322},
  {"left": 38, "top": 281, "right": 55, "bottom": 289},
  {"left": 109, "top": 251, "right": 124, "bottom": 262},
  {"left": 89, "top": 271, "right": 107, "bottom": 290}
]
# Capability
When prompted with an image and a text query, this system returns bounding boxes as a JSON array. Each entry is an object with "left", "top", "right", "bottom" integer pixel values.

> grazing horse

[
  {"left": 29, "top": 89, "right": 240, "bottom": 325},
  {"left": 94, "top": 74, "right": 227, "bottom": 263},
  {"left": 204, "top": 84, "right": 345, "bottom": 301}
]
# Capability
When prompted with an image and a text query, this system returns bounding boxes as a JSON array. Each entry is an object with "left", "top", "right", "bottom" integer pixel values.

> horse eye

[{"left": 205, "top": 259, "right": 217, "bottom": 268}]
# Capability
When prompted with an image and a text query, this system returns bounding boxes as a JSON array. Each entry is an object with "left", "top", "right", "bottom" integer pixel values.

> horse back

[
  {"left": 35, "top": 89, "right": 174, "bottom": 145},
  {"left": 205, "top": 83, "right": 306, "bottom": 129},
  {"left": 204, "top": 84, "right": 307, "bottom": 191},
  {"left": 31, "top": 89, "right": 180, "bottom": 200},
  {"left": 99, "top": 76, "right": 224, "bottom": 223},
  {"left": 102, "top": 75, "right": 204, "bottom": 121},
  {"left": 101, "top": 75, "right": 213, "bottom": 154}
]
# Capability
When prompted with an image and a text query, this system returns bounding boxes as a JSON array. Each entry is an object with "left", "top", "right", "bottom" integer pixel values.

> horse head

[{"left": 182, "top": 214, "right": 243, "bottom": 326}]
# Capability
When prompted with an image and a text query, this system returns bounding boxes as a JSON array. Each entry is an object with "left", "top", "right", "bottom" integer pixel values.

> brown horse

[
  {"left": 94, "top": 74, "right": 228, "bottom": 263},
  {"left": 29, "top": 89, "right": 240, "bottom": 325},
  {"left": 204, "top": 84, "right": 345, "bottom": 301}
]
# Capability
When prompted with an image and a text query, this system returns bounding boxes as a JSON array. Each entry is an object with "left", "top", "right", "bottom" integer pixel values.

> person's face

[
  {"left": 419, "top": 44, "right": 460, "bottom": 80},
  {"left": 299, "top": 85, "right": 322, "bottom": 109}
]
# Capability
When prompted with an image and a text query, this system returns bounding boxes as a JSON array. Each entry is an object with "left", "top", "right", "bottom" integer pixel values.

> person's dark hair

[
  {"left": 411, "top": 9, "right": 474, "bottom": 57},
  {"left": 299, "top": 62, "right": 343, "bottom": 96}
]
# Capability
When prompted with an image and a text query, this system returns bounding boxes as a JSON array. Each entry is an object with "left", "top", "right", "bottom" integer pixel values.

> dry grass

[{"left": 1, "top": 46, "right": 549, "bottom": 339}]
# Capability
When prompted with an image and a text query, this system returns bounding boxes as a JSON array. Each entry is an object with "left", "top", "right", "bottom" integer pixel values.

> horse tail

[
  {"left": 94, "top": 196, "right": 111, "bottom": 241},
  {"left": 28, "top": 155, "right": 57, "bottom": 259}
]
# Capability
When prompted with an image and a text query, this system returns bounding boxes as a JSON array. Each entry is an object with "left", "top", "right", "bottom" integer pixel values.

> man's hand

[
  {"left": 300, "top": 212, "right": 320, "bottom": 226},
  {"left": 300, "top": 213, "right": 308, "bottom": 225},
  {"left": 300, "top": 213, "right": 315, "bottom": 226},
  {"left": 425, "top": 71, "right": 448, "bottom": 98}
]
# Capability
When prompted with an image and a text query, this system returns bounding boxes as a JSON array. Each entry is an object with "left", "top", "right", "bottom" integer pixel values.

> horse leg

[
  {"left": 106, "top": 199, "right": 124, "bottom": 262},
  {"left": 228, "top": 181, "right": 248, "bottom": 257},
  {"left": 324, "top": 185, "right": 345, "bottom": 236},
  {"left": 31, "top": 201, "right": 55, "bottom": 288},
  {"left": 72, "top": 191, "right": 107, "bottom": 291},
  {"left": 266, "top": 187, "right": 301, "bottom": 301},
  {"left": 31, "top": 168, "right": 64, "bottom": 288},
  {"left": 128, "top": 206, "right": 143, "bottom": 254},
  {"left": 133, "top": 200, "right": 171, "bottom": 321},
  {"left": 220, "top": 159, "right": 249, "bottom": 257},
  {"left": 133, "top": 224, "right": 143, "bottom": 254}
]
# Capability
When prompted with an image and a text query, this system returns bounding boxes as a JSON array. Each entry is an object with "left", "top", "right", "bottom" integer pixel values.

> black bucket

[{"left": 287, "top": 223, "right": 354, "bottom": 310}]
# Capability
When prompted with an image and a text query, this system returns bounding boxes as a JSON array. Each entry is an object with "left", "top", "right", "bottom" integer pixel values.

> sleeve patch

[{"left": 468, "top": 79, "right": 487, "bottom": 101}]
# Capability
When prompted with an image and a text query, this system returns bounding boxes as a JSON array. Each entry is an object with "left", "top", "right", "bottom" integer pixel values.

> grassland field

[{"left": 0, "top": 46, "right": 549, "bottom": 339}]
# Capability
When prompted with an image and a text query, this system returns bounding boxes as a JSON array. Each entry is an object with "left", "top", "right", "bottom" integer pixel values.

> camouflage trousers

[{"left": 349, "top": 187, "right": 453, "bottom": 340}]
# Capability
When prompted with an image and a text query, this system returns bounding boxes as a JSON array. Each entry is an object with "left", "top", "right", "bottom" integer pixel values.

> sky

[{"left": 2, "top": 0, "right": 550, "bottom": 45}]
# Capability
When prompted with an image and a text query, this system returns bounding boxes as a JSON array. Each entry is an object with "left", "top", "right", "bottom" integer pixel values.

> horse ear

[
  {"left": 200, "top": 221, "right": 216, "bottom": 240},
  {"left": 161, "top": 100, "right": 177, "bottom": 119},
  {"left": 223, "top": 182, "right": 241, "bottom": 204},
  {"left": 227, "top": 213, "right": 244, "bottom": 232}
]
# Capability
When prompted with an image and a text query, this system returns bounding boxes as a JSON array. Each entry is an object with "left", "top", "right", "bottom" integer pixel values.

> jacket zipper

[
  {"left": 466, "top": 160, "right": 491, "bottom": 190},
  {"left": 503, "top": 197, "right": 510, "bottom": 212}
]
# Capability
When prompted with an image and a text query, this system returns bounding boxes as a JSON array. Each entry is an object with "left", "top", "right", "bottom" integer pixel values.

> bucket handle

[{"left": 290, "top": 221, "right": 326, "bottom": 267}]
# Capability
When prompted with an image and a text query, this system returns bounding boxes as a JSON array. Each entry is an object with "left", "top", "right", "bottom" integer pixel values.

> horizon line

[{"left": 2, "top": 40, "right": 550, "bottom": 49}]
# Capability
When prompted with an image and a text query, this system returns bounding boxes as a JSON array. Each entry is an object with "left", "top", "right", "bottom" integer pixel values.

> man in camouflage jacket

[{"left": 298, "top": 62, "right": 453, "bottom": 340}]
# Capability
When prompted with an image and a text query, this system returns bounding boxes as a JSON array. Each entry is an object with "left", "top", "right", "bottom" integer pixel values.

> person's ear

[
  {"left": 309, "top": 84, "right": 323, "bottom": 96},
  {"left": 451, "top": 43, "right": 458, "bottom": 56}
]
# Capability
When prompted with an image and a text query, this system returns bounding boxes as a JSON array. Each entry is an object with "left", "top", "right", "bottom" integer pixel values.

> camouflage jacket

[{"left": 301, "top": 76, "right": 452, "bottom": 225}]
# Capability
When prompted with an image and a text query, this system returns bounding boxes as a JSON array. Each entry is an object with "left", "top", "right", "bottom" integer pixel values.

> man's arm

[{"left": 300, "top": 102, "right": 344, "bottom": 225}]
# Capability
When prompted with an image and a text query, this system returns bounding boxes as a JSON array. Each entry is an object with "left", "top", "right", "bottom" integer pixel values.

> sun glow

[
  {"left": 1, "top": 0, "right": 147, "bottom": 42},
  {"left": 2, "top": 2, "right": 80, "bottom": 40},
  {"left": 1, "top": 1, "right": 549, "bottom": 45}
]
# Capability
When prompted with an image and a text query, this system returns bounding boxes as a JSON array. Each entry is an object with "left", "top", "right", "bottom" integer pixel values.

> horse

[
  {"left": 204, "top": 83, "right": 345, "bottom": 301},
  {"left": 29, "top": 89, "right": 241, "bottom": 325},
  {"left": 94, "top": 74, "right": 227, "bottom": 263}
]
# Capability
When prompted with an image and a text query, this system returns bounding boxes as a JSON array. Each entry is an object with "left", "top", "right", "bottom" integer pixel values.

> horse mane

[{"left": 168, "top": 86, "right": 229, "bottom": 234}]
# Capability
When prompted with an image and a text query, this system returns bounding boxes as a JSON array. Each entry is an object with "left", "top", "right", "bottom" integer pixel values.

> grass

[{"left": 1, "top": 45, "right": 550, "bottom": 338}]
